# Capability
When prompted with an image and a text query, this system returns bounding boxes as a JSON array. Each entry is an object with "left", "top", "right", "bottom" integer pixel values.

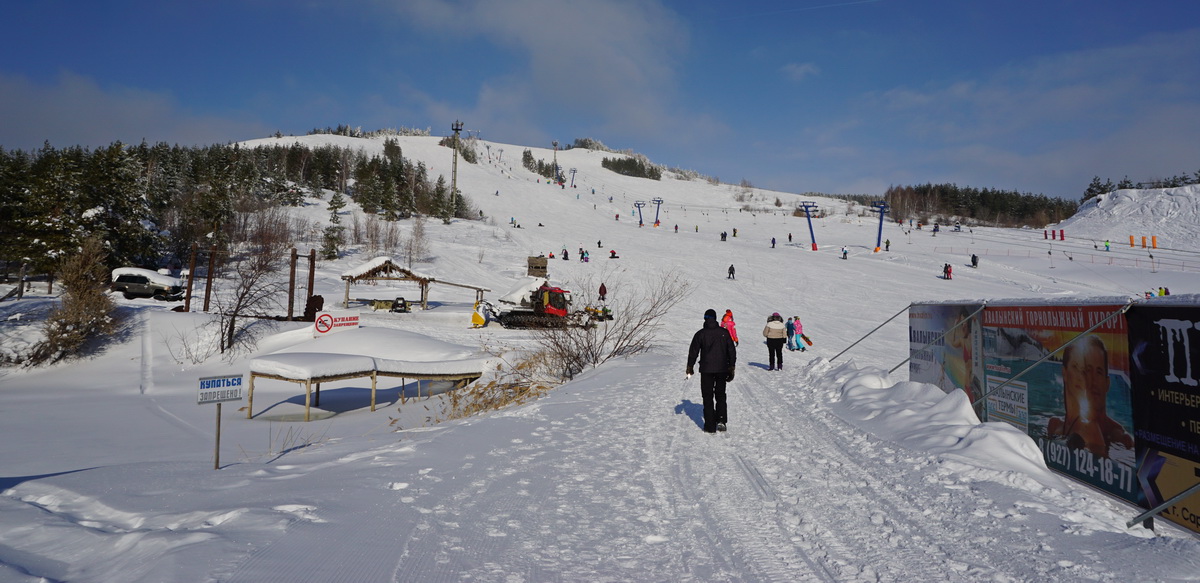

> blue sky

[{"left": 3, "top": 0, "right": 1198, "bottom": 199}]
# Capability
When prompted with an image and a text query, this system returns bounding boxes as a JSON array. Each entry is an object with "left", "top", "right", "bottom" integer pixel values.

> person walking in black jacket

[{"left": 687, "top": 309, "right": 737, "bottom": 433}]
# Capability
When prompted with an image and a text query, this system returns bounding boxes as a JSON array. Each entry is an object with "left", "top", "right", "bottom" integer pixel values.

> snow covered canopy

[
  {"left": 339, "top": 256, "right": 489, "bottom": 309},
  {"left": 248, "top": 327, "right": 492, "bottom": 421}
]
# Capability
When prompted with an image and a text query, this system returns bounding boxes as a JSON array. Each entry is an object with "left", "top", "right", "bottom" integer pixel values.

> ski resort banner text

[{"left": 910, "top": 301, "right": 1200, "bottom": 534}]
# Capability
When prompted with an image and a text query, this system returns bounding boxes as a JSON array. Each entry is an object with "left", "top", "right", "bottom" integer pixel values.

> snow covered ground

[{"left": 1, "top": 135, "right": 1199, "bottom": 582}]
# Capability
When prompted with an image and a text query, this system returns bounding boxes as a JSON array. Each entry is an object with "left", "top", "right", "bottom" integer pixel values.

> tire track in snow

[{"left": 728, "top": 364, "right": 962, "bottom": 582}]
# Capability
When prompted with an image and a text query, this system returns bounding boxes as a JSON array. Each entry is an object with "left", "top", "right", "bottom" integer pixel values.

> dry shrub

[{"left": 391, "top": 349, "right": 556, "bottom": 429}]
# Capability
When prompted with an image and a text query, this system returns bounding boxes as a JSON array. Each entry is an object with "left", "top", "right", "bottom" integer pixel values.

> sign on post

[
  {"left": 199, "top": 374, "right": 243, "bottom": 469},
  {"left": 313, "top": 310, "right": 360, "bottom": 337},
  {"left": 198, "top": 374, "right": 244, "bottom": 404}
]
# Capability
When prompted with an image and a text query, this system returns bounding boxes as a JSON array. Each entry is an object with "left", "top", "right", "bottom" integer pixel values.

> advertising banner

[
  {"left": 1127, "top": 305, "right": 1200, "bottom": 533},
  {"left": 908, "top": 303, "right": 984, "bottom": 405},
  {"left": 979, "top": 305, "right": 1139, "bottom": 504}
]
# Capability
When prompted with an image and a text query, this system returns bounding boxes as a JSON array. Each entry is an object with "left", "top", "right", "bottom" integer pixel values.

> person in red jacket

[{"left": 720, "top": 309, "right": 739, "bottom": 346}]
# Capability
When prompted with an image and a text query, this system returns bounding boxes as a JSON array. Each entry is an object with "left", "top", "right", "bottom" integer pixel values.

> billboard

[
  {"left": 978, "top": 304, "right": 1138, "bottom": 503},
  {"left": 908, "top": 303, "right": 984, "bottom": 405},
  {"left": 910, "top": 299, "right": 1200, "bottom": 532},
  {"left": 1127, "top": 305, "right": 1200, "bottom": 533}
]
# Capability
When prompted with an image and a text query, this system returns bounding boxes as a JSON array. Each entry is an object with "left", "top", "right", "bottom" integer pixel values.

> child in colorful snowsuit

[
  {"left": 793, "top": 316, "right": 806, "bottom": 352},
  {"left": 721, "top": 310, "right": 739, "bottom": 347},
  {"left": 785, "top": 317, "right": 796, "bottom": 351}
]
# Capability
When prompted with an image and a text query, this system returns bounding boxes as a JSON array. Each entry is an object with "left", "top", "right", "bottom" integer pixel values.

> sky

[
  {"left": 2, "top": 133, "right": 1200, "bottom": 580},
  {"left": 3, "top": 0, "right": 1199, "bottom": 200}
]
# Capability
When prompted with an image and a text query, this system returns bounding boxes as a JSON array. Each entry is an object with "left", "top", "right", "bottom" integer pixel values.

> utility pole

[{"left": 449, "top": 119, "right": 464, "bottom": 223}]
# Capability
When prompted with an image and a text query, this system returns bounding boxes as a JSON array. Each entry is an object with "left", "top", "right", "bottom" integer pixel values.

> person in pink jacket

[
  {"left": 721, "top": 310, "right": 739, "bottom": 346},
  {"left": 791, "top": 316, "right": 806, "bottom": 352}
]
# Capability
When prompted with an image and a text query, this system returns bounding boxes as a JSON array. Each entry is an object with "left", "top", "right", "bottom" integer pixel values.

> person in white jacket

[{"left": 763, "top": 313, "right": 788, "bottom": 370}]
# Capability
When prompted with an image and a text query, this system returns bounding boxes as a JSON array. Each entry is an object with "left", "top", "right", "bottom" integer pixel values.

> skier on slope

[
  {"left": 686, "top": 308, "right": 737, "bottom": 433},
  {"left": 721, "top": 309, "right": 739, "bottom": 346},
  {"left": 763, "top": 313, "right": 788, "bottom": 371}
]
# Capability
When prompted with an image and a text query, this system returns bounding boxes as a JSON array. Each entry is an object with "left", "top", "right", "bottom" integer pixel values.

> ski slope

[{"left": 1, "top": 135, "right": 1198, "bottom": 582}]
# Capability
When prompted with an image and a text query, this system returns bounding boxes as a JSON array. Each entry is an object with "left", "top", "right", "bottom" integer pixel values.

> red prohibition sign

[{"left": 315, "top": 313, "right": 335, "bottom": 333}]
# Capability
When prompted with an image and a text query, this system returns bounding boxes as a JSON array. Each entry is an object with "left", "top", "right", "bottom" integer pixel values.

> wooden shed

[{"left": 340, "top": 256, "right": 489, "bottom": 309}]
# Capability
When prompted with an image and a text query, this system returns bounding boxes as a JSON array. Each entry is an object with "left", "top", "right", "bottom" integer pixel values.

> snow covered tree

[{"left": 29, "top": 236, "right": 116, "bottom": 365}]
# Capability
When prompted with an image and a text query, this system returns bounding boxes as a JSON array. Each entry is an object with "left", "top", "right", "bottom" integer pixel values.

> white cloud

[
  {"left": 383, "top": 0, "right": 700, "bottom": 142},
  {"left": 781, "top": 62, "right": 820, "bottom": 82},
  {"left": 0, "top": 71, "right": 268, "bottom": 151}
]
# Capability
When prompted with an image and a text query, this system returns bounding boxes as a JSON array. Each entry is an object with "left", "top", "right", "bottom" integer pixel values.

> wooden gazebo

[{"left": 340, "top": 257, "right": 489, "bottom": 309}]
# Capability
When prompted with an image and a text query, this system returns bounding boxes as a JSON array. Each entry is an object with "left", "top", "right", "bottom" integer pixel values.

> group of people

[
  {"left": 1145, "top": 286, "right": 1172, "bottom": 298},
  {"left": 686, "top": 309, "right": 807, "bottom": 433},
  {"left": 942, "top": 263, "right": 953, "bottom": 279}
]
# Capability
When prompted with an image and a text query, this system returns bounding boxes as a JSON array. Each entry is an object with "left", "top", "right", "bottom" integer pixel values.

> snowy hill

[
  {"left": 1, "top": 134, "right": 1199, "bottom": 582},
  {"left": 1059, "top": 184, "right": 1200, "bottom": 246}
]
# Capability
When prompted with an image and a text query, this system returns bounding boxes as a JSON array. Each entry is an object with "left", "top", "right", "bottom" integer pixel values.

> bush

[
  {"left": 29, "top": 237, "right": 116, "bottom": 365},
  {"left": 533, "top": 268, "right": 691, "bottom": 380}
]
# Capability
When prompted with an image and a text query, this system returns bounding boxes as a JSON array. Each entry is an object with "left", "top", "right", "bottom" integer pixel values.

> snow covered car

[{"left": 110, "top": 268, "right": 185, "bottom": 301}]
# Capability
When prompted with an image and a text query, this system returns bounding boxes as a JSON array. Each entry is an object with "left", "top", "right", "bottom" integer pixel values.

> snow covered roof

[
  {"left": 110, "top": 267, "right": 183, "bottom": 287},
  {"left": 340, "top": 256, "right": 433, "bottom": 282},
  {"left": 251, "top": 328, "right": 491, "bottom": 380}
]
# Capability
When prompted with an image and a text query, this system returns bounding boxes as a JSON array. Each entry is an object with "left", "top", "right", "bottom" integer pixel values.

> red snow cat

[{"left": 486, "top": 277, "right": 599, "bottom": 328}]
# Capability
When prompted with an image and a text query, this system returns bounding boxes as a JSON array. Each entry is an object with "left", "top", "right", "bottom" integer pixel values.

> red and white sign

[{"left": 313, "top": 310, "right": 360, "bottom": 337}]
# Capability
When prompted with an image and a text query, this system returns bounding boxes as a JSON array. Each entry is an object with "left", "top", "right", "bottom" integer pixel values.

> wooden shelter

[{"left": 340, "top": 257, "right": 489, "bottom": 309}]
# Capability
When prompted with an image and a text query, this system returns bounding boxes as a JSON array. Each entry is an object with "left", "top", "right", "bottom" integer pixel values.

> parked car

[{"left": 110, "top": 268, "right": 184, "bottom": 301}]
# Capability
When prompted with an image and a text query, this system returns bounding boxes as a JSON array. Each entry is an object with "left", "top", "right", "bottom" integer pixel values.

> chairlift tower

[
  {"left": 633, "top": 201, "right": 647, "bottom": 226},
  {"left": 871, "top": 201, "right": 889, "bottom": 252},
  {"left": 800, "top": 201, "right": 819, "bottom": 250},
  {"left": 570, "top": 168, "right": 577, "bottom": 188},
  {"left": 651, "top": 197, "right": 664, "bottom": 226}
]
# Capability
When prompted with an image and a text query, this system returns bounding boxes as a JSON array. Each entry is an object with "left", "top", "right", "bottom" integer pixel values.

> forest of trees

[
  {"left": 600, "top": 155, "right": 662, "bottom": 180},
  {"left": 881, "top": 183, "right": 1078, "bottom": 227},
  {"left": 1081, "top": 170, "right": 1200, "bottom": 203},
  {"left": 0, "top": 138, "right": 476, "bottom": 279}
]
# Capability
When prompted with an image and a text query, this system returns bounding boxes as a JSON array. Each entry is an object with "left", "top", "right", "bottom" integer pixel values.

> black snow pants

[
  {"left": 767, "top": 338, "right": 786, "bottom": 370},
  {"left": 699, "top": 372, "right": 728, "bottom": 432}
]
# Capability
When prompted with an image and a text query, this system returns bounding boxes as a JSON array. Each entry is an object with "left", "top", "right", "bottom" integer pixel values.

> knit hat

[
  {"left": 772, "top": 312, "right": 780, "bottom": 317},
  {"left": 704, "top": 309, "right": 717, "bottom": 320}
]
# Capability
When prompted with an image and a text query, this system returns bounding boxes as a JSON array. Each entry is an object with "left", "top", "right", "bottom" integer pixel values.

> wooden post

[
  {"left": 287, "top": 248, "right": 297, "bottom": 321},
  {"left": 247, "top": 375, "right": 255, "bottom": 418},
  {"left": 371, "top": 372, "right": 377, "bottom": 411},
  {"left": 15, "top": 263, "right": 26, "bottom": 300},
  {"left": 305, "top": 380, "right": 312, "bottom": 422},
  {"left": 307, "top": 249, "right": 317, "bottom": 306},
  {"left": 203, "top": 245, "right": 217, "bottom": 312},
  {"left": 184, "top": 243, "right": 197, "bottom": 312},
  {"left": 315, "top": 382, "right": 321, "bottom": 407},
  {"left": 214, "top": 402, "right": 222, "bottom": 470}
]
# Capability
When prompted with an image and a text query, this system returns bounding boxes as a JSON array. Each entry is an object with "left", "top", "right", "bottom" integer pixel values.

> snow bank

[
  {"left": 820, "top": 360, "right": 1065, "bottom": 490},
  {"left": 1059, "top": 185, "right": 1200, "bottom": 244}
]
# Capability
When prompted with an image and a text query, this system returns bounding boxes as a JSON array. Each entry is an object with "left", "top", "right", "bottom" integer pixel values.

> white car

[{"left": 110, "top": 268, "right": 185, "bottom": 301}]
